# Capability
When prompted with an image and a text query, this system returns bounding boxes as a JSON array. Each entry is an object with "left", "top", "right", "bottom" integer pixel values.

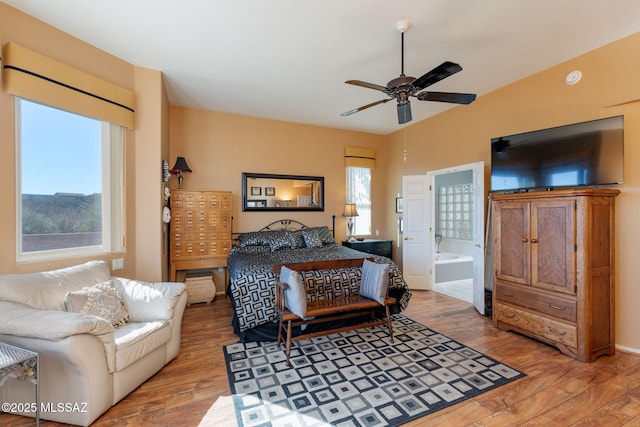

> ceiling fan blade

[
  {"left": 416, "top": 91, "right": 476, "bottom": 104},
  {"left": 345, "top": 80, "right": 389, "bottom": 92},
  {"left": 412, "top": 61, "right": 463, "bottom": 90},
  {"left": 397, "top": 101, "right": 412, "bottom": 124},
  {"left": 341, "top": 98, "right": 392, "bottom": 116}
]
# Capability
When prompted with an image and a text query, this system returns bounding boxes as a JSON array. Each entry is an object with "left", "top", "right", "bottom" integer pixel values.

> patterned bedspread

[{"left": 228, "top": 242, "right": 411, "bottom": 335}]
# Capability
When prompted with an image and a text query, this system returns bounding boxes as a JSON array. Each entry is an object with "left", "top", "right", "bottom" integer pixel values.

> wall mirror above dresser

[{"left": 242, "top": 172, "right": 324, "bottom": 211}]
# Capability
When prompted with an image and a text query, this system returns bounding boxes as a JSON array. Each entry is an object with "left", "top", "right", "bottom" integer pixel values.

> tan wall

[
  {"left": 382, "top": 32, "right": 640, "bottom": 352},
  {"left": 0, "top": 3, "right": 164, "bottom": 282},
  {"left": 168, "top": 107, "right": 386, "bottom": 242},
  {"left": 133, "top": 67, "right": 168, "bottom": 281}
]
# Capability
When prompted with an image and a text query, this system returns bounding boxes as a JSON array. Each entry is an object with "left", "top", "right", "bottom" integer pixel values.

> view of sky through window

[{"left": 21, "top": 100, "right": 102, "bottom": 196}]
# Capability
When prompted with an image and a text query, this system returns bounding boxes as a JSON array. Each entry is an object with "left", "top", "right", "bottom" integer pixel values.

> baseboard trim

[{"left": 616, "top": 344, "right": 640, "bottom": 356}]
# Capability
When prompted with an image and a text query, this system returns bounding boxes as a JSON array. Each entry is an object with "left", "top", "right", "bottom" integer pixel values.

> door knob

[
  {"left": 404, "top": 236, "right": 413, "bottom": 240},
  {"left": 474, "top": 243, "right": 481, "bottom": 248}
]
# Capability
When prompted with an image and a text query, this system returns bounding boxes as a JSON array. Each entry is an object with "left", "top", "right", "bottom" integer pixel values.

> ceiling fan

[{"left": 341, "top": 20, "right": 476, "bottom": 125}]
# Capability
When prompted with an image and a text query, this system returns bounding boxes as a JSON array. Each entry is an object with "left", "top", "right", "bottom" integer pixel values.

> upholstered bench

[{"left": 274, "top": 258, "right": 396, "bottom": 365}]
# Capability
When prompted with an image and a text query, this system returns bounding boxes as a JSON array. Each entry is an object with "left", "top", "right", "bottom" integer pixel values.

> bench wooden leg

[
  {"left": 277, "top": 317, "right": 284, "bottom": 346},
  {"left": 285, "top": 320, "right": 293, "bottom": 366},
  {"left": 385, "top": 306, "right": 394, "bottom": 343}
]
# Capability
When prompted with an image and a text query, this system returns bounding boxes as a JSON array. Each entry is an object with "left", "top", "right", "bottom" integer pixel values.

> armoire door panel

[
  {"left": 494, "top": 201, "right": 530, "bottom": 285},
  {"left": 531, "top": 200, "right": 576, "bottom": 295}
]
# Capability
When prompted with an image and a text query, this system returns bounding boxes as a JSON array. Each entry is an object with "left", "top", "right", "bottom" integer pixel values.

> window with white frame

[
  {"left": 16, "top": 98, "right": 124, "bottom": 261},
  {"left": 346, "top": 166, "right": 371, "bottom": 236}
]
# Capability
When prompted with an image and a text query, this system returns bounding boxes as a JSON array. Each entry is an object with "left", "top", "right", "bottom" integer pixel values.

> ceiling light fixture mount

[{"left": 396, "top": 19, "right": 411, "bottom": 33}]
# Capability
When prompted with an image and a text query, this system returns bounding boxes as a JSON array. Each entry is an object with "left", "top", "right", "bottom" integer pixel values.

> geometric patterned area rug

[{"left": 224, "top": 314, "right": 525, "bottom": 427}]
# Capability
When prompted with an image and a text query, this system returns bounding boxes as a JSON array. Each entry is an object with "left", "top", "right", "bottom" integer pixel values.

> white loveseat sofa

[{"left": 0, "top": 260, "right": 187, "bottom": 426}]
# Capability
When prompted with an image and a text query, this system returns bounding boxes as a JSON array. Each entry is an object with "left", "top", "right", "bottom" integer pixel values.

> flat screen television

[{"left": 490, "top": 115, "right": 624, "bottom": 193}]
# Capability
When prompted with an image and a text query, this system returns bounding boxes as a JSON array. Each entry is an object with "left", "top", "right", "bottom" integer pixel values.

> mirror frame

[{"left": 242, "top": 172, "right": 325, "bottom": 212}]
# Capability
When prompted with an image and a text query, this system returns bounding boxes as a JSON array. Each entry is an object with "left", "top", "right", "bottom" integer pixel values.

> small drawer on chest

[
  {"left": 495, "top": 282, "right": 577, "bottom": 322},
  {"left": 494, "top": 303, "right": 577, "bottom": 349}
]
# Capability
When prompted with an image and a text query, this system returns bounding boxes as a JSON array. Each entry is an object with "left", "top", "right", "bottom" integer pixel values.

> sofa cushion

[
  {"left": 113, "top": 320, "right": 171, "bottom": 371},
  {"left": 65, "top": 281, "right": 129, "bottom": 327},
  {"left": 115, "top": 278, "right": 186, "bottom": 322},
  {"left": 0, "top": 260, "right": 111, "bottom": 311}
]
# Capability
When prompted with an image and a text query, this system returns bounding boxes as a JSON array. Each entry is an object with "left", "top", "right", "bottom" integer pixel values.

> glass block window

[{"left": 437, "top": 183, "right": 473, "bottom": 240}]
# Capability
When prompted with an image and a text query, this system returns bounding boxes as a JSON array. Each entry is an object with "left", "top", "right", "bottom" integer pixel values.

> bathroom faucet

[{"left": 435, "top": 233, "right": 442, "bottom": 253}]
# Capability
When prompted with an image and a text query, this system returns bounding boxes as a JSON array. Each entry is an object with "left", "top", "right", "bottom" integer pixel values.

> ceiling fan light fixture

[
  {"left": 397, "top": 101, "right": 412, "bottom": 124},
  {"left": 341, "top": 20, "right": 476, "bottom": 125}
]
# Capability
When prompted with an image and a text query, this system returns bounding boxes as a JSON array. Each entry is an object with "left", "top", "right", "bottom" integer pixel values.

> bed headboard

[
  {"left": 259, "top": 219, "right": 308, "bottom": 232},
  {"left": 233, "top": 215, "right": 336, "bottom": 242}
]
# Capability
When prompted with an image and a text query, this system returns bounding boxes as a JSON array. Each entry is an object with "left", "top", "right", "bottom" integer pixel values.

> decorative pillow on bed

[
  {"left": 231, "top": 244, "right": 271, "bottom": 255},
  {"left": 267, "top": 230, "right": 292, "bottom": 251},
  {"left": 238, "top": 230, "right": 292, "bottom": 251},
  {"left": 65, "top": 280, "right": 129, "bottom": 327},
  {"left": 315, "top": 226, "right": 335, "bottom": 244},
  {"left": 238, "top": 231, "right": 270, "bottom": 247},
  {"left": 287, "top": 230, "right": 306, "bottom": 249},
  {"left": 280, "top": 266, "right": 307, "bottom": 318},
  {"left": 301, "top": 228, "right": 323, "bottom": 248},
  {"left": 238, "top": 231, "right": 264, "bottom": 247},
  {"left": 359, "top": 259, "right": 389, "bottom": 305}
]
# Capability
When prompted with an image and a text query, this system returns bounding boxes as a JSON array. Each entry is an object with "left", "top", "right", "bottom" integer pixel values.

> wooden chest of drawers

[{"left": 169, "top": 190, "right": 232, "bottom": 282}]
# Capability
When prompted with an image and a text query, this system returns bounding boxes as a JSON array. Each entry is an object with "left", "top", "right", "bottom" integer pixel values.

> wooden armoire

[{"left": 491, "top": 188, "right": 619, "bottom": 362}]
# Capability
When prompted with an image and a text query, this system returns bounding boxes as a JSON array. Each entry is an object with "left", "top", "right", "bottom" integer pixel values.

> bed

[{"left": 227, "top": 220, "right": 412, "bottom": 341}]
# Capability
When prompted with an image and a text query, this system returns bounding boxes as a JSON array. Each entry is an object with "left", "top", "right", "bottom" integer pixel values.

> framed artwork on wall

[
  {"left": 247, "top": 200, "right": 267, "bottom": 208},
  {"left": 265, "top": 187, "right": 275, "bottom": 196},
  {"left": 251, "top": 187, "right": 262, "bottom": 196},
  {"left": 396, "top": 197, "right": 403, "bottom": 213}
]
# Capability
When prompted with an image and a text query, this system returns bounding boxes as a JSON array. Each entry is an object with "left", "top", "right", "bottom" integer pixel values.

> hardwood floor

[{"left": 3, "top": 290, "right": 640, "bottom": 426}]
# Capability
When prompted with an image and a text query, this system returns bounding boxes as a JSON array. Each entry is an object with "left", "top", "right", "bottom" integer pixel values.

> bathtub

[{"left": 434, "top": 252, "right": 473, "bottom": 283}]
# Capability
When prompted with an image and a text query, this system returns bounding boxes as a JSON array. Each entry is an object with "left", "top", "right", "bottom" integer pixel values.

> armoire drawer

[
  {"left": 495, "top": 281, "right": 577, "bottom": 322},
  {"left": 494, "top": 302, "right": 577, "bottom": 349}
]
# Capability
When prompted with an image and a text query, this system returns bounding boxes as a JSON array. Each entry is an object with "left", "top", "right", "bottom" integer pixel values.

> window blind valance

[
  {"left": 2, "top": 42, "right": 135, "bottom": 128},
  {"left": 344, "top": 146, "right": 376, "bottom": 169}
]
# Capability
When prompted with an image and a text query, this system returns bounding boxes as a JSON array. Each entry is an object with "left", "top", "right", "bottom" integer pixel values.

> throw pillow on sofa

[{"left": 65, "top": 280, "right": 129, "bottom": 327}]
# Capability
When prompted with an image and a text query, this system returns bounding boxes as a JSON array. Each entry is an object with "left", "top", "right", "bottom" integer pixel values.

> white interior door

[
  {"left": 471, "top": 162, "right": 485, "bottom": 314},
  {"left": 427, "top": 162, "right": 485, "bottom": 314},
  {"left": 402, "top": 175, "right": 431, "bottom": 290}
]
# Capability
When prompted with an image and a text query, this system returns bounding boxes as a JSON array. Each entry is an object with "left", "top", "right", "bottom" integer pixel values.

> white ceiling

[{"left": 4, "top": 0, "right": 640, "bottom": 135}]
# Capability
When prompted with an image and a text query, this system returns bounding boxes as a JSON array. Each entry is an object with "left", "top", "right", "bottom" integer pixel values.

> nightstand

[{"left": 342, "top": 239, "right": 393, "bottom": 258}]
